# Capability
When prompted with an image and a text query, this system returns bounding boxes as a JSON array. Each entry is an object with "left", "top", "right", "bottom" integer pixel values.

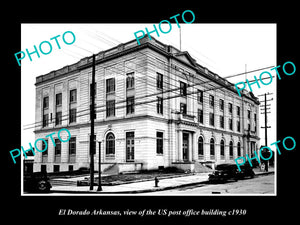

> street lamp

[{"left": 97, "top": 141, "right": 102, "bottom": 191}]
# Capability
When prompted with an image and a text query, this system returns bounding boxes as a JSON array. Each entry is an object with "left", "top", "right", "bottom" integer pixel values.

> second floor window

[
  {"left": 157, "top": 97, "right": 163, "bottom": 114},
  {"left": 43, "top": 114, "right": 49, "bottom": 127},
  {"left": 126, "top": 96, "right": 135, "bottom": 114},
  {"left": 106, "top": 100, "right": 115, "bottom": 117},
  {"left": 55, "top": 139, "right": 61, "bottom": 155},
  {"left": 55, "top": 111, "right": 62, "bottom": 125},
  {"left": 69, "top": 108, "right": 76, "bottom": 123},
  {"left": 209, "top": 112, "right": 214, "bottom": 126},
  {"left": 220, "top": 115, "right": 224, "bottom": 128},
  {"left": 198, "top": 109, "right": 203, "bottom": 123},
  {"left": 229, "top": 118, "right": 233, "bottom": 130}
]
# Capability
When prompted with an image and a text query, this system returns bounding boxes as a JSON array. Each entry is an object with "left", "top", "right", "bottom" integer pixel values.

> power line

[{"left": 24, "top": 33, "right": 274, "bottom": 129}]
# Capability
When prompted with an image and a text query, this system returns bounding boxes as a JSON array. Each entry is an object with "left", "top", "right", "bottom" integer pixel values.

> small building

[{"left": 33, "top": 36, "right": 260, "bottom": 173}]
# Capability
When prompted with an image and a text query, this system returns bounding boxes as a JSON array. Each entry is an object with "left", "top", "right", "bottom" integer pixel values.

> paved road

[{"left": 142, "top": 174, "right": 275, "bottom": 195}]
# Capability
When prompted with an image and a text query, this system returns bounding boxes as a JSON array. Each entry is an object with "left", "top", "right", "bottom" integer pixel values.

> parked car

[
  {"left": 209, "top": 163, "right": 255, "bottom": 183},
  {"left": 209, "top": 163, "right": 240, "bottom": 183},
  {"left": 237, "top": 162, "right": 255, "bottom": 179},
  {"left": 24, "top": 172, "right": 52, "bottom": 193}
]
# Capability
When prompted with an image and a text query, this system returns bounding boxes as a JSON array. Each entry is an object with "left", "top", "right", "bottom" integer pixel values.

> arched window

[
  {"left": 198, "top": 136, "right": 204, "bottom": 157},
  {"left": 220, "top": 140, "right": 225, "bottom": 158},
  {"left": 106, "top": 132, "right": 115, "bottom": 155},
  {"left": 210, "top": 138, "right": 215, "bottom": 158},
  {"left": 229, "top": 141, "right": 234, "bottom": 158},
  {"left": 237, "top": 142, "right": 241, "bottom": 156}
]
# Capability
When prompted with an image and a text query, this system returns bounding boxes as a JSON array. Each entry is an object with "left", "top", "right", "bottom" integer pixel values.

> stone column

[{"left": 178, "top": 130, "right": 183, "bottom": 161}]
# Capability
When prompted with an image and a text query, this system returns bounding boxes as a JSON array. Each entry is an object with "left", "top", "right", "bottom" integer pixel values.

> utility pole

[
  {"left": 179, "top": 27, "right": 182, "bottom": 51},
  {"left": 258, "top": 92, "right": 273, "bottom": 146},
  {"left": 97, "top": 141, "right": 102, "bottom": 191},
  {"left": 89, "top": 54, "right": 96, "bottom": 191}
]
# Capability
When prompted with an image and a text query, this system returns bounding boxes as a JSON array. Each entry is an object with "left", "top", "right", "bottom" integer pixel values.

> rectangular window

[
  {"left": 156, "top": 72, "right": 163, "bottom": 89},
  {"left": 197, "top": 90, "right": 203, "bottom": 103},
  {"left": 55, "top": 111, "right": 62, "bottom": 125},
  {"left": 229, "top": 118, "right": 233, "bottom": 130},
  {"left": 248, "top": 110, "right": 251, "bottom": 119},
  {"left": 156, "top": 132, "right": 163, "bottom": 154},
  {"left": 69, "top": 108, "right": 76, "bottom": 123},
  {"left": 43, "top": 96, "right": 49, "bottom": 109},
  {"left": 157, "top": 97, "right": 163, "bottom": 114},
  {"left": 219, "top": 99, "right": 224, "bottom": 111},
  {"left": 209, "top": 95, "right": 214, "bottom": 108},
  {"left": 126, "top": 96, "right": 135, "bottom": 114},
  {"left": 220, "top": 115, "right": 224, "bottom": 128},
  {"left": 237, "top": 106, "right": 240, "bottom": 116},
  {"left": 56, "top": 93, "right": 62, "bottom": 106},
  {"left": 180, "top": 81, "right": 187, "bottom": 96},
  {"left": 106, "top": 100, "right": 115, "bottom": 117},
  {"left": 42, "top": 140, "right": 48, "bottom": 156},
  {"left": 70, "top": 89, "right": 77, "bottom": 103},
  {"left": 106, "top": 78, "right": 115, "bottom": 93},
  {"left": 69, "top": 137, "right": 76, "bottom": 155},
  {"left": 55, "top": 139, "right": 61, "bottom": 155},
  {"left": 209, "top": 112, "right": 214, "bottom": 126},
  {"left": 43, "top": 114, "right": 49, "bottom": 127},
  {"left": 126, "top": 72, "right": 135, "bottom": 89},
  {"left": 237, "top": 120, "right": 241, "bottom": 132},
  {"left": 180, "top": 103, "right": 187, "bottom": 115},
  {"left": 229, "top": 103, "right": 233, "bottom": 113},
  {"left": 198, "top": 109, "right": 203, "bottom": 124}
]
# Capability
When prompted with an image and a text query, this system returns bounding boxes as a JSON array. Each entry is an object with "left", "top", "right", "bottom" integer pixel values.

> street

[{"left": 141, "top": 174, "right": 275, "bottom": 195}]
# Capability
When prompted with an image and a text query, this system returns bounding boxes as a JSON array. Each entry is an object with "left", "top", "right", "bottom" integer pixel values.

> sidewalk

[{"left": 51, "top": 167, "right": 274, "bottom": 194}]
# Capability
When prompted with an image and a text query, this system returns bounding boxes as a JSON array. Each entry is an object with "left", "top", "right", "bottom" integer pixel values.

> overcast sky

[{"left": 21, "top": 23, "right": 276, "bottom": 151}]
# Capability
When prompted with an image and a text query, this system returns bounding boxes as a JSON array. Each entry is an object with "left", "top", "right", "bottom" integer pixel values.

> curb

[
  {"left": 51, "top": 180, "right": 210, "bottom": 194},
  {"left": 51, "top": 171, "right": 274, "bottom": 194}
]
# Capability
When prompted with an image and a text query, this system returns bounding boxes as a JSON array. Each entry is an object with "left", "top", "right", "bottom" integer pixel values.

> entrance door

[
  {"left": 126, "top": 132, "right": 134, "bottom": 162},
  {"left": 183, "top": 133, "right": 189, "bottom": 161}
]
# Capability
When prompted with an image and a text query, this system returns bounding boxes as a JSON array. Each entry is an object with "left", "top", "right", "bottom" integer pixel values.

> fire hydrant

[{"left": 154, "top": 176, "right": 159, "bottom": 187}]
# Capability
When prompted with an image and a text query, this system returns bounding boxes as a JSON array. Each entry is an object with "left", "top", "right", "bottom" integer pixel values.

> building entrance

[{"left": 183, "top": 133, "right": 189, "bottom": 161}]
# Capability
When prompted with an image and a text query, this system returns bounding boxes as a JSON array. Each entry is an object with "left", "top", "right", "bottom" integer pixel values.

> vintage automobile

[
  {"left": 209, "top": 163, "right": 255, "bottom": 183},
  {"left": 24, "top": 172, "right": 52, "bottom": 193},
  {"left": 237, "top": 162, "right": 255, "bottom": 179}
]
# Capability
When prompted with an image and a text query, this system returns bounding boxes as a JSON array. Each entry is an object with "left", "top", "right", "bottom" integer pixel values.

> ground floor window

[
  {"left": 198, "top": 136, "right": 204, "bottom": 157},
  {"left": 106, "top": 132, "right": 115, "bottom": 155},
  {"left": 210, "top": 138, "right": 215, "bottom": 159},
  {"left": 156, "top": 132, "right": 163, "bottom": 154}
]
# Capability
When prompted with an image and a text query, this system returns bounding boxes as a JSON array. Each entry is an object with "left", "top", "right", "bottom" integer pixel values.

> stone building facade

[{"left": 33, "top": 36, "right": 260, "bottom": 173}]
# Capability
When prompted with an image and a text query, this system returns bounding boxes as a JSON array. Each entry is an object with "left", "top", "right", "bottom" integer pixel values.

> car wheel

[{"left": 37, "top": 180, "right": 49, "bottom": 192}]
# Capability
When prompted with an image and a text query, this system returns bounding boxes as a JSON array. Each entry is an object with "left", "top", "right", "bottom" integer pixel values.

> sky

[{"left": 21, "top": 23, "right": 277, "bottom": 151}]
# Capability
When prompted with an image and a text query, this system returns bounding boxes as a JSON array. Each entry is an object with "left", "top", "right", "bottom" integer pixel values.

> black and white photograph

[
  {"left": 21, "top": 23, "right": 276, "bottom": 196},
  {"left": 4, "top": 4, "right": 298, "bottom": 225}
]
